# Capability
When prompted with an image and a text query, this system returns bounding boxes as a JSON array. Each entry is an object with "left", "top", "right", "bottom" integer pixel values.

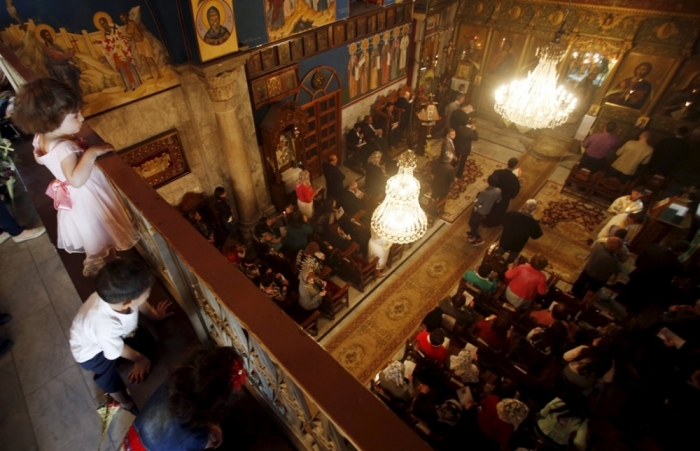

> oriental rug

[
  {"left": 416, "top": 142, "right": 515, "bottom": 223},
  {"left": 324, "top": 137, "right": 571, "bottom": 384},
  {"left": 523, "top": 181, "right": 628, "bottom": 283}
]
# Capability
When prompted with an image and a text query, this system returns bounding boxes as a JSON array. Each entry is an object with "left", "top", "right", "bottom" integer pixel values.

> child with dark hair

[
  {"left": 126, "top": 346, "right": 247, "bottom": 450},
  {"left": 462, "top": 263, "right": 498, "bottom": 293},
  {"left": 12, "top": 78, "right": 138, "bottom": 277},
  {"left": 416, "top": 328, "right": 448, "bottom": 365},
  {"left": 69, "top": 259, "right": 172, "bottom": 414},
  {"left": 467, "top": 174, "right": 501, "bottom": 245}
]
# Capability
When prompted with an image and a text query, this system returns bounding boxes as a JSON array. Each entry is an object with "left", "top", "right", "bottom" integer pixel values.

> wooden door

[
  {"left": 302, "top": 91, "right": 340, "bottom": 177},
  {"left": 296, "top": 66, "right": 342, "bottom": 178}
]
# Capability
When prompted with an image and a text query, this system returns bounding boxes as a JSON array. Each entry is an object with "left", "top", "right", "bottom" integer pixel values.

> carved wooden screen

[{"left": 296, "top": 66, "right": 342, "bottom": 178}]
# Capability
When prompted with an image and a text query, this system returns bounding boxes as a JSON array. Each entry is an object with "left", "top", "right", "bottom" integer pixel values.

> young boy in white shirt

[{"left": 69, "top": 259, "right": 172, "bottom": 414}]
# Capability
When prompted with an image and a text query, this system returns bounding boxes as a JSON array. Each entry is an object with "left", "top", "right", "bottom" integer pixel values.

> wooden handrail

[{"left": 0, "top": 43, "right": 430, "bottom": 450}]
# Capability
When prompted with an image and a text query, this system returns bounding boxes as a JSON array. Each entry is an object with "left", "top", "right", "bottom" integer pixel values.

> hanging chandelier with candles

[
  {"left": 494, "top": 28, "right": 577, "bottom": 130},
  {"left": 371, "top": 151, "right": 427, "bottom": 244}
]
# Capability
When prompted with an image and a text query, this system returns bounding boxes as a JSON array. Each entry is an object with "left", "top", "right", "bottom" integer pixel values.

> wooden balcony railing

[{"left": 0, "top": 43, "right": 430, "bottom": 451}]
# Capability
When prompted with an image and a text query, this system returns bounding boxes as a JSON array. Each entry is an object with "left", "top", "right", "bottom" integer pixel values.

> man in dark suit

[
  {"left": 497, "top": 199, "right": 543, "bottom": 263},
  {"left": 443, "top": 94, "right": 464, "bottom": 131},
  {"left": 361, "top": 115, "right": 388, "bottom": 155},
  {"left": 454, "top": 118, "right": 478, "bottom": 178},
  {"left": 322, "top": 154, "right": 345, "bottom": 200},
  {"left": 448, "top": 83, "right": 467, "bottom": 103},
  {"left": 648, "top": 126, "right": 690, "bottom": 177},
  {"left": 484, "top": 158, "right": 521, "bottom": 226},
  {"left": 384, "top": 103, "right": 402, "bottom": 149},
  {"left": 431, "top": 151, "right": 456, "bottom": 201},
  {"left": 338, "top": 180, "right": 365, "bottom": 216},
  {"left": 395, "top": 90, "right": 414, "bottom": 130},
  {"left": 346, "top": 122, "right": 368, "bottom": 167},
  {"left": 440, "top": 128, "right": 457, "bottom": 162},
  {"left": 450, "top": 103, "right": 474, "bottom": 130}
]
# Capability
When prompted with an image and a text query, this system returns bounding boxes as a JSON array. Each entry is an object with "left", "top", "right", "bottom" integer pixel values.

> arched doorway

[{"left": 295, "top": 66, "right": 342, "bottom": 178}]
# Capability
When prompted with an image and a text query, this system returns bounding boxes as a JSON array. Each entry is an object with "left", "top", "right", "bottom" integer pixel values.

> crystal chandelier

[
  {"left": 494, "top": 30, "right": 577, "bottom": 129},
  {"left": 371, "top": 151, "right": 427, "bottom": 244}
]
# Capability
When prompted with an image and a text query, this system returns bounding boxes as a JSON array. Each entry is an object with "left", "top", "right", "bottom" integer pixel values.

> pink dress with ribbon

[{"left": 33, "top": 136, "right": 138, "bottom": 269}]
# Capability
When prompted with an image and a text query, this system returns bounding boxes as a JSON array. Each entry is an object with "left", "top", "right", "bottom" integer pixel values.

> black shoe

[
  {"left": 0, "top": 338, "right": 14, "bottom": 357},
  {"left": 122, "top": 403, "right": 140, "bottom": 416},
  {"left": 0, "top": 313, "right": 12, "bottom": 325}
]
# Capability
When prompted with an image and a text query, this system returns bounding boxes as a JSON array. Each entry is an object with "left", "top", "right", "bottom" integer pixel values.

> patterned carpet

[
  {"left": 532, "top": 181, "right": 608, "bottom": 245},
  {"left": 416, "top": 149, "right": 503, "bottom": 222},
  {"left": 523, "top": 181, "right": 609, "bottom": 283},
  {"left": 324, "top": 135, "right": 571, "bottom": 383}
]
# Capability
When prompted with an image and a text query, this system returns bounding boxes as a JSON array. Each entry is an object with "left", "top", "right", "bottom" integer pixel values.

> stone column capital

[
  {"left": 202, "top": 69, "right": 238, "bottom": 103},
  {"left": 193, "top": 54, "right": 248, "bottom": 103}
]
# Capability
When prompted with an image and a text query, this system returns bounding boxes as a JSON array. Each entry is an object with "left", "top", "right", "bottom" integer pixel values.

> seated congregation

[{"left": 174, "top": 87, "right": 700, "bottom": 450}]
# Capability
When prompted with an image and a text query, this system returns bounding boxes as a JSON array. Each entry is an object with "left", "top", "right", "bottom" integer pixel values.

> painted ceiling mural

[{"left": 0, "top": 1, "right": 179, "bottom": 117}]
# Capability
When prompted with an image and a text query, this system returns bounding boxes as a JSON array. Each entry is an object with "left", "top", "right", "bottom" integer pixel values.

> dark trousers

[
  {"left": 494, "top": 246, "right": 520, "bottom": 264},
  {"left": 0, "top": 199, "right": 23, "bottom": 236},
  {"left": 579, "top": 154, "right": 606, "bottom": 173},
  {"left": 455, "top": 152, "right": 470, "bottom": 178},
  {"left": 468, "top": 210, "right": 485, "bottom": 240},
  {"left": 78, "top": 327, "right": 157, "bottom": 393},
  {"left": 571, "top": 269, "right": 606, "bottom": 299},
  {"left": 606, "top": 167, "right": 633, "bottom": 182}
]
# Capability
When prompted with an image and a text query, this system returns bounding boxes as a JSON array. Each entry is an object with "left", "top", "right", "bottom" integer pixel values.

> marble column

[{"left": 202, "top": 68, "right": 262, "bottom": 236}]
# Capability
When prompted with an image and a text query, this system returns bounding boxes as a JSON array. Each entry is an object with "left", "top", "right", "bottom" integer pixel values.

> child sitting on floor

[{"left": 69, "top": 259, "right": 173, "bottom": 414}]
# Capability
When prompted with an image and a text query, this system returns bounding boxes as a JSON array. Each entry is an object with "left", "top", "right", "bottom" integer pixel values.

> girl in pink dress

[{"left": 13, "top": 78, "right": 138, "bottom": 276}]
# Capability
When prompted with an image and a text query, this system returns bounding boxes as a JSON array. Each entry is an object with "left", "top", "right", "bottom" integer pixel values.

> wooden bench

[
  {"left": 562, "top": 163, "right": 600, "bottom": 200},
  {"left": 336, "top": 243, "right": 379, "bottom": 292},
  {"left": 284, "top": 302, "right": 321, "bottom": 336}
]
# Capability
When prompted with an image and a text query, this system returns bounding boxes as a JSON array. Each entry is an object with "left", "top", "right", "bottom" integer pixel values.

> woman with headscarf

[
  {"left": 296, "top": 241, "right": 325, "bottom": 274},
  {"left": 378, "top": 360, "right": 411, "bottom": 402},
  {"left": 535, "top": 397, "right": 589, "bottom": 451},
  {"left": 364, "top": 151, "right": 387, "bottom": 197},
  {"left": 295, "top": 170, "right": 321, "bottom": 218},
  {"left": 478, "top": 395, "right": 529, "bottom": 450},
  {"left": 449, "top": 347, "right": 479, "bottom": 384}
]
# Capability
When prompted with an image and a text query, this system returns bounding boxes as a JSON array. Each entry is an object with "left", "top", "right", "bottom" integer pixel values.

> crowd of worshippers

[
  {"left": 579, "top": 121, "right": 692, "bottom": 181},
  {"left": 193, "top": 166, "right": 403, "bottom": 324},
  {"left": 370, "top": 183, "right": 700, "bottom": 450}
]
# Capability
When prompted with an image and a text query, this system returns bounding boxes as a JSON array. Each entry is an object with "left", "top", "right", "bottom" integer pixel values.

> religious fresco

[
  {"left": 603, "top": 52, "right": 675, "bottom": 111},
  {"left": 191, "top": 0, "right": 239, "bottom": 62},
  {"left": 0, "top": 3, "right": 178, "bottom": 117},
  {"left": 657, "top": 57, "right": 700, "bottom": 123},
  {"left": 264, "top": 0, "right": 337, "bottom": 42},
  {"left": 346, "top": 23, "right": 411, "bottom": 103}
]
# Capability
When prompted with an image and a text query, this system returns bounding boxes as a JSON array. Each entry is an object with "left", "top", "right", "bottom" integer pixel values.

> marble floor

[
  {"left": 0, "top": 201, "right": 112, "bottom": 450},
  {"left": 1, "top": 148, "right": 293, "bottom": 451}
]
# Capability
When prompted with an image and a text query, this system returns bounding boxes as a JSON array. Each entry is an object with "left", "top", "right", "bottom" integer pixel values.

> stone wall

[{"left": 87, "top": 64, "right": 271, "bottom": 213}]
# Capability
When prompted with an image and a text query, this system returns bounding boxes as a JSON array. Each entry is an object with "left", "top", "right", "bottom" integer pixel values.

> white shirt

[
  {"left": 597, "top": 213, "right": 628, "bottom": 240},
  {"left": 69, "top": 292, "right": 139, "bottom": 362},
  {"left": 608, "top": 195, "right": 643, "bottom": 214}
]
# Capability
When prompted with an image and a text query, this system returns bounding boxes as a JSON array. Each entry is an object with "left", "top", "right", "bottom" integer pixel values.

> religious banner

[
  {"left": 346, "top": 23, "right": 411, "bottom": 103},
  {"left": 0, "top": 2, "right": 179, "bottom": 117},
  {"left": 264, "top": 0, "right": 342, "bottom": 42},
  {"left": 191, "top": 0, "right": 239, "bottom": 62}
]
